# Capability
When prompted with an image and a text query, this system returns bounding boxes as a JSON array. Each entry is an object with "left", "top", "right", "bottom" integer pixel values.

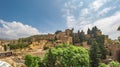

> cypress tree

[{"left": 90, "top": 40, "right": 100, "bottom": 67}]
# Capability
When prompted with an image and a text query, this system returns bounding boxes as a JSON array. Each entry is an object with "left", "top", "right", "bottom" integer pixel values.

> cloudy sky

[{"left": 0, "top": 0, "right": 120, "bottom": 39}]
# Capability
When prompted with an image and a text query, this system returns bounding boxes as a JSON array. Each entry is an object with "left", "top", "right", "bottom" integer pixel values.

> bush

[
  {"left": 109, "top": 61, "right": 120, "bottom": 67},
  {"left": 43, "top": 44, "right": 89, "bottom": 67},
  {"left": 99, "top": 63, "right": 107, "bottom": 67},
  {"left": 25, "top": 54, "right": 40, "bottom": 67},
  {"left": 10, "top": 43, "right": 29, "bottom": 50},
  {"left": 43, "top": 46, "right": 49, "bottom": 50}
]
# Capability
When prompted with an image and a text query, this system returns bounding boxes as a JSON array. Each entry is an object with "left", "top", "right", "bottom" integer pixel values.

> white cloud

[
  {"left": 81, "top": 8, "right": 89, "bottom": 16},
  {"left": 63, "top": 0, "right": 120, "bottom": 39},
  {"left": 66, "top": 15, "right": 76, "bottom": 28},
  {"left": 0, "top": 20, "right": 40, "bottom": 39},
  {"left": 78, "top": 2, "right": 83, "bottom": 7},
  {"left": 63, "top": 0, "right": 83, "bottom": 16},
  {"left": 94, "top": 12, "right": 120, "bottom": 39},
  {"left": 98, "top": 7, "right": 113, "bottom": 15},
  {"left": 90, "top": 0, "right": 110, "bottom": 11},
  {"left": 83, "top": 12, "right": 120, "bottom": 39}
]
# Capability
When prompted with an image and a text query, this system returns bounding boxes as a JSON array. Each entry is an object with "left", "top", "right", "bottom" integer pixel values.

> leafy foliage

[
  {"left": 90, "top": 41, "right": 100, "bottom": 67},
  {"left": 118, "top": 26, "right": 120, "bottom": 30},
  {"left": 72, "top": 30, "right": 85, "bottom": 44},
  {"left": 99, "top": 63, "right": 107, "bottom": 67},
  {"left": 87, "top": 28, "right": 91, "bottom": 34},
  {"left": 96, "top": 35, "right": 107, "bottom": 59},
  {"left": 3, "top": 45, "right": 7, "bottom": 51},
  {"left": 116, "top": 49, "right": 120, "bottom": 62},
  {"left": 55, "top": 30, "right": 62, "bottom": 34},
  {"left": 109, "top": 61, "right": 120, "bottom": 67},
  {"left": 43, "top": 44, "right": 89, "bottom": 67},
  {"left": 9, "top": 43, "right": 29, "bottom": 50},
  {"left": 25, "top": 54, "right": 40, "bottom": 67},
  {"left": 118, "top": 37, "right": 120, "bottom": 42}
]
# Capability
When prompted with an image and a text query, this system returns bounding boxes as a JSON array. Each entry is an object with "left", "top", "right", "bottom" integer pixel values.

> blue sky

[
  {"left": 0, "top": 0, "right": 66, "bottom": 32},
  {"left": 0, "top": 0, "right": 120, "bottom": 39}
]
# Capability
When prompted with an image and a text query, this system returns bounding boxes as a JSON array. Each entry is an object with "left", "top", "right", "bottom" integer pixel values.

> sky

[{"left": 0, "top": 0, "right": 120, "bottom": 40}]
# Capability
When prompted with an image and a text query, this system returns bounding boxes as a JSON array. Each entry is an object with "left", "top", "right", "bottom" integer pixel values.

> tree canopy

[
  {"left": 90, "top": 41, "right": 100, "bottom": 67},
  {"left": 25, "top": 54, "right": 40, "bottom": 67},
  {"left": 55, "top": 30, "right": 62, "bottom": 34},
  {"left": 43, "top": 44, "right": 90, "bottom": 67},
  {"left": 118, "top": 26, "right": 120, "bottom": 30}
]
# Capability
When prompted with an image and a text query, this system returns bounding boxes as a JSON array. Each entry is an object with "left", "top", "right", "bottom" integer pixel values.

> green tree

[
  {"left": 91, "top": 26, "right": 98, "bottom": 34},
  {"left": 43, "top": 44, "right": 89, "bottom": 67},
  {"left": 118, "top": 37, "right": 120, "bottom": 42},
  {"left": 116, "top": 49, "right": 120, "bottom": 62},
  {"left": 9, "top": 43, "right": 29, "bottom": 50},
  {"left": 99, "top": 63, "right": 107, "bottom": 67},
  {"left": 117, "top": 26, "right": 120, "bottom": 42},
  {"left": 79, "top": 30, "right": 85, "bottom": 43},
  {"left": 55, "top": 30, "right": 62, "bottom": 34},
  {"left": 25, "top": 54, "right": 40, "bottom": 67},
  {"left": 109, "top": 61, "right": 120, "bottom": 67},
  {"left": 44, "top": 49, "right": 56, "bottom": 67},
  {"left": 118, "top": 26, "right": 120, "bottom": 30},
  {"left": 87, "top": 38, "right": 93, "bottom": 45},
  {"left": 87, "top": 28, "right": 91, "bottom": 34},
  {"left": 3, "top": 45, "right": 7, "bottom": 51},
  {"left": 96, "top": 35, "right": 107, "bottom": 59},
  {"left": 90, "top": 41, "right": 100, "bottom": 67}
]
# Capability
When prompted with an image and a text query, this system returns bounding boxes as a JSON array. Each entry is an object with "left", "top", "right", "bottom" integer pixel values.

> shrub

[
  {"left": 43, "top": 44, "right": 89, "bottom": 67},
  {"left": 109, "top": 61, "right": 120, "bottom": 67},
  {"left": 25, "top": 54, "right": 40, "bottom": 67},
  {"left": 99, "top": 63, "right": 107, "bottom": 67},
  {"left": 10, "top": 43, "right": 29, "bottom": 50}
]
